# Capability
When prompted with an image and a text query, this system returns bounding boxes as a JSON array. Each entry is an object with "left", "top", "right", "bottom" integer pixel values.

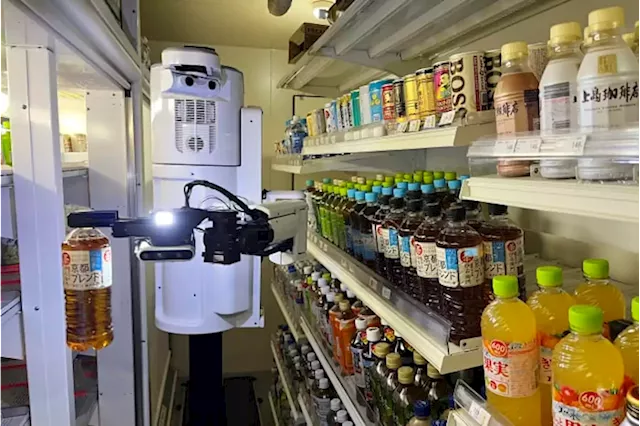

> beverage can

[
  {"left": 382, "top": 83, "right": 395, "bottom": 121},
  {"left": 335, "top": 97, "right": 345, "bottom": 131},
  {"left": 369, "top": 80, "right": 385, "bottom": 122},
  {"left": 528, "top": 42, "right": 550, "bottom": 82},
  {"left": 403, "top": 74, "right": 420, "bottom": 120},
  {"left": 359, "top": 84, "right": 371, "bottom": 125},
  {"left": 350, "top": 90, "right": 361, "bottom": 127},
  {"left": 324, "top": 102, "right": 337, "bottom": 133},
  {"left": 393, "top": 78, "right": 407, "bottom": 120},
  {"left": 450, "top": 51, "right": 488, "bottom": 114},
  {"left": 314, "top": 108, "right": 326, "bottom": 135},
  {"left": 484, "top": 49, "right": 502, "bottom": 110},
  {"left": 434, "top": 61, "right": 453, "bottom": 114},
  {"left": 341, "top": 93, "right": 353, "bottom": 129},
  {"left": 416, "top": 68, "right": 436, "bottom": 118}
]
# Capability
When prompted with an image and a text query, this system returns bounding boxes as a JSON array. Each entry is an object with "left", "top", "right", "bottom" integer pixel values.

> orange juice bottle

[
  {"left": 552, "top": 305, "right": 625, "bottom": 425},
  {"left": 337, "top": 300, "right": 357, "bottom": 375},
  {"left": 615, "top": 297, "right": 639, "bottom": 391},
  {"left": 526, "top": 266, "right": 576, "bottom": 426},
  {"left": 481, "top": 275, "right": 541, "bottom": 426},
  {"left": 329, "top": 293, "right": 345, "bottom": 363},
  {"left": 574, "top": 259, "right": 626, "bottom": 337}
]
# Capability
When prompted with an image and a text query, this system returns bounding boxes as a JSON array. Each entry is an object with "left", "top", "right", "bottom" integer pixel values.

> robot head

[{"left": 160, "top": 46, "right": 225, "bottom": 100}]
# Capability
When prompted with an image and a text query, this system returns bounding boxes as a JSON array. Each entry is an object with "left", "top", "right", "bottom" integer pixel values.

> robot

[{"left": 68, "top": 46, "right": 307, "bottom": 425}]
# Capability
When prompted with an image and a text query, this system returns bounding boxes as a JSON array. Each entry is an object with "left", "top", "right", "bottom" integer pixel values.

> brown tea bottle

[
  {"left": 371, "top": 186, "right": 393, "bottom": 277},
  {"left": 399, "top": 198, "right": 424, "bottom": 298},
  {"left": 413, "top": 203, "right": 444, "bottom": 311},
  {"left": 382, "top": 188, "right": 406, "bottom": 285}
]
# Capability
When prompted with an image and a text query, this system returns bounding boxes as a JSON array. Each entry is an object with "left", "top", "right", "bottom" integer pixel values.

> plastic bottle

[
  {"left": 326, "top": 398, "right": 342, "bottom": 426},
  {"left": 481, "top": 276, "right": 540, "bottom": 426},
  {"left": 349, "top": 191, "right": 367, "bottom": 261},
  {"left": 314, "top": 181, "right": 328, "bottom": 234},
  {"left": 405, "top": 400, "right": 432, "bottom": 426},
  {"left": 578, "top": 6, "right": 639, "bottom": 128},
  {"left": 425, "top": 364, "right": 453, "bottom": 419},
  {"left": 329, "top": 293, "right": 345, "bottom": 361},
  {"left": 406, "top": 182, "right": 422, "bottom": 201},
  {"left": 359, "top": 192, "right": 379, "bottom": 270},
  {"left": 383, "top": 188, "right": 407, "bottom": 284},
  {"left": 313, "top": 377, "right": 337, "bottom": 424},
  {"left": 369, "top": 341, "right": 391, "bottom": 420},
  {"left": 436, "top": 205, "right": 485, "bottom": 345},
  {"left": 574, "top": 258, "right": 626, "bottom": 333},
  {"left": 433, "top": 179, "right": 447, "bottom": 204},
  {"left": 392, "top": 331, "right": 414, "bottom": 367},
  {"left": 337, "top": 300, "right": 357, "bottom": 375},
  {"left": 398, "top": 198, "right": 425, "bottom": 298},
  {"left": 393, "top": 366, "right": 427, "bottom": 426},
  {"left": 421, "top": 183, "right": 436, "bottom": 206},
  {"left": 615, "top": 297, "right": 639, "bottom": 389},
  {"left": 413, "top": 352, "right": 429, "bottom": 389},
  {"left": 552, "top": 305, "right": 625, "bottom": 425},
  {"left": 335, "top": 410, "right": 349, "bottom": 424},
  {"left": 62, "top": 226, "right": 114, "bottom": 351},
  {"left": 332, "top": 188, "right": 348, "bottom": 250},
  {"left": 461, "top": 200, "right": 484, "bottom": 231},
  {"left": 622, "top": 386, "right": 639, "bottom": 426},
  {"left": 320, "top": 183, "right": 335, "bottom": 241},
  {"left": 350, "top": 318, "right": 369, "bottom": 405},
  {"left": 289, "top": 115, "right": 308, "bottom": 153},
  {"left": 380, "top": 317, "right": 396, "bottom": 346},
  {"left": 526, "top": 266, "right": 576, "bottom": 425},
  {"left": 363, "top": 327, "right": 383, "bottom": 420},
  {"left": 478, "top": 204, "right": 526, "bottom": 303},
  {"left": 414, "top": 204, "right": 445, "bottom": 310},
  {"left": 342, "top": 189, "right": 357, "bottom": 255},
  {"left": 371, "top": 186, "right": 393, "bottom": 276},
  {"left": 381, "top": 352, "right": 402, "bottom": 424},
  {"left": 441, "top": 180, "right": 462, "bottom": 211},
  {"left": 306, "top": 359, "right": 321, "bottom": 391}
]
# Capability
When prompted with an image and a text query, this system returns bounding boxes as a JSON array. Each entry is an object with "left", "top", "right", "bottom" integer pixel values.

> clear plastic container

[{"left": 615, "top": 297, "right": 639, "bottom": 388}]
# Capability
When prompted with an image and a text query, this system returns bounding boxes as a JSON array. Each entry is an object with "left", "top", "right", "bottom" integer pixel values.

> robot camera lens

[
  {"left": 185, "top": 76, "right": 194, "bottom": 87},
  {"left": 208, "top": 81, "right": 217, "bottom": 90}
]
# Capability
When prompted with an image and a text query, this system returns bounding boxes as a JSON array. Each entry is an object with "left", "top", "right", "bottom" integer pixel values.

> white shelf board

[
  {"left": 303, "top": 122, "right": 495, "bottom": 156},
  {"left": 268, "top": 391, "right": 281, "bottom": 426},
  {"left": 1, "top": 291, "right": 24, "bottom": 360},
  {"left": 297, "top": 393, "right": 314, "bottom": 426},
  {"left": 461, "top": 175, "right": 639, "bottom": 223},
  {"left": 271, "top": 284, "right": 302, "bottom": 341},
  {"left": 270, "top": 341, "right": 300, "bottom": 421},
  {"left": 299, "top": 316, "right": 372, "bottom": 426},
  {"left": 271, "top": 152, "right": 394, "bottom": 175},
  {"left": 1, "top": 163, "right": 88, "bottom": 187},
  {"left": 307, "top": 233, "right": 483, "bottom": 374}
]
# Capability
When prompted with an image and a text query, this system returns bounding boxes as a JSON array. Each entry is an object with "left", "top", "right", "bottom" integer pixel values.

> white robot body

[{"left": 150, "top": 48, "right": 264, "bottom": 334}]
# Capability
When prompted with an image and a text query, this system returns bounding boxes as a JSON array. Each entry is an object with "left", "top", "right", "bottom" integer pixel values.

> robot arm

[{"left": 67, "top": 180, "right": 307, "bottom": 266}]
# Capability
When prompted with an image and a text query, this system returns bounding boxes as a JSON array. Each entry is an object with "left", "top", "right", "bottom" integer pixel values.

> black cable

[{"left": 183, "top": 180, "right": 261, "bottom": 220}]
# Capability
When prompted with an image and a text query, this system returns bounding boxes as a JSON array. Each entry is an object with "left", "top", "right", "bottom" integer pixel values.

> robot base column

[{"left": 188, "top": 333, "right": 225, "bottom": 426}]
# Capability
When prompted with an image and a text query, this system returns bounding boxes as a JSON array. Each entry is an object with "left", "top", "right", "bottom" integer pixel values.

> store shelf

[
  {"left": 451, "top": 380, "right": 512, "bottom": 426},
  {"left": 268, "top": 391, "right": 281, "bottom": 426},
  {"left": 1, "top": 163, "right": 88, "bottom": 187},
  {"left": 460, "top": 175, "right": 639, "bottom": 223},
  {"left": 307, "top": 233, "right": 482, "bottom": 374},
  {"left": 271, "top": 152, "right": 424, "bottom": 175},
  {"left": 297, "top": 393, "right": 315, "bottom": 426},
  {"left": 270, "top": 341, "right": 300, "bottom": 421},
  {"left": 271, "top": 284, "right": 302, "bottom": 341},
  {"left": 303, "top": 122, "right": 495, "bottom": 156},
  {"left": 299, "top": 316, "right": 372, "bottom": 426},
  {"left": 277, "top": 0, "right": 567, "bottom": 96},
  {"left": 1, "top": 291, "right": 24, "bottom": 360}
]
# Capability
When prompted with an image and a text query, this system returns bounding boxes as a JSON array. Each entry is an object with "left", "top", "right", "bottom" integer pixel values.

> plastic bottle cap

[
  {"left": 355, "top": 318, "right": 368, "bottom": 330},
  {"left": 355, "top": 191, "right": 365, "bottom": 201},
  {"left": 588, "top": 6, "right": 624, "bottom": 33},
  {"left": 311, "top": 360, "right": 320, "bottom": 370},
  {"left": 393, "top": 188, "right": 406, "bottom": 198},
  {"left": 346, "top": 183, "right": 354, "bottom": 189},
  {"left": 403, "top": 173, "right": 412, "bottom": 180},
  {"left": 445, "top": 205, "right": 465, "bottom": 221},
  {"left": 308, "top": 353, "right": 317, "bottom": 362},
  {"left": 323, "top": 178, "right": 331, "bottom": 184},
  {"left": 311, "top": 272, "right": 321, "bottom": 281},
  {"left": 421, "top": 184, "right": 435, "bottom": 194},
  {"left": 386, "top": 352, "right": 402, "bottom": 369},
  {"left": 322, "top": 272, "right": 331, "bottom": 280},
  {"left": 318, "top": 277, "right": 328, "bottom": 287},
  {"left": 346, "top": 289, "right": 355, "bottom": 298},
  {"left": 340, "top": 188, "right": 348, "bottom": 196},
  {"left": 334, "top": 293, "right": 344, "bottom": 302},
  {"left": 433, "top": 178, "right": 446, "bottom": 188},
  {"left": 351, "top": 176, "right": 358, "bottom": 183},
  {"left": 584, "top": 25, "right": 592, "bottom": 44},
  {"left": 330, "top": 398, "right": 341, "bottom": 411},
  {"left": 366, "top": 326, "right": 382, "bottom": 342},
  {"left": 362, "top": 185, "right": 372, "bottom": 193},
  {"left": 447, "top": 179, "right": 461, "bottom": 189},
  {"left": 397, "top": 182, "right": 408, "bottom": 190},
  {"left": 354, "top": 184, "right": 361, "bottom": 191},
  {"left": 326, "top": 292, "right": 335, "bottom": 302},
  {"left": 536, "top": 266, "right": 563, "bottom": 287},
  {"left": 550, "top": 21, "right": 582, "bottom": 45},
  {"left": 336, "top": 410, "right": 348, "bottom": 422},
  {"left": 289, "top": 349, "right": 298, "bottom": 357},
  {"left": 315, "top": 369, "right": 325, "bottom": 379},
  {"left": 344, "top": 422, "right": 354, "bottom": 426},
  {"left": 385, "top": 176, "right": 395, "bottom": 183},
  {"left": 413, "top": 351, "right": 427, "bottom": 365},
  {"left": 414, "top": 400, "right": 431, "bottom": 417},
  {"left": 339, "top": 300, "right": 351, "bottom": 311},
  {"left": 372, "top": 185, "right": 382, "bottom": 194},
  {"left": 376, "top": 174, "right": 384, "bottom": 181},
  {"left": 408, "top": 182, "right": 420, "bottom": 191},
  {"left": 365, "top": 192, "right": 377, "bottom": 203},
  {"left": 582, "top": 258, "right": 609, "bottom": 279},
  {"left": 319, "top": 378, "right": 329, "bottom": 389},
  {"left": 427, "top": 364, "right": 442, "bottom": 379},
  {"left": 444, "top": 171, "right": 457, "bottom": 180},
  {"left": 569, "top": 305, "right": 603, "bottom": 334},
  {"left": 293, "top": 356, "right": 301, "bottom": 363},
  {"left": 632, "top": 297, "right": 639, "bottom": 322},
  {"left": 501, "top": 41, "right": 528, "bottom": 62},
  {"left": 413, "top": 174, "right": 422, "bottom": 182},
  {"left": 321, "top": 286, "right": 330, "bottom": 295},
  {"left": 423, "top": 175, "right": 434, "bottom": 184},
  {"left": 305, "top": 179, "right": 314, "bottom": 186},
  {"left": 398, "top": 366, "right": 414, "bottom": 384},
  {"left": 303, "top": 266, "right": 313, "bottom": 274},
  {"left": 492, "top": 275, "right": 519, "bottom": 298},
  {"left": 346, "top": 189, "right": 356, "bottom": 199},
  {"left": 432, "top": 171, "right": 443, "bottom": 179},
  {"left": 373, "top": 342, "right": 390, "bottom": 358},
  {"left": 382, "top": 187, "right": 393, "bottom": 196}
]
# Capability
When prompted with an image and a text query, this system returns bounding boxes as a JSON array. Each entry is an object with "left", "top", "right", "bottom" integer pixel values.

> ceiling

[{"left": 141, "top": 0, "right": 327, "bottom": 49}]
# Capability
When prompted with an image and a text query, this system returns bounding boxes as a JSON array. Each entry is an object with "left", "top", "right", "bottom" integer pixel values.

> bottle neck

[
  {"left": 592, "top": 28, "right": 624, "bottom": 44},
  {"left": 571, "top": 330, "right": 604, "bottom": 340},
  {"left": 446, "top": 219, "right": 465, "bottom": 228},
  {"left": 366, "top": 201, "right": 377, "bottom": 207},
  {"left": 585, "top": 276, "right": 610, "bottom": 285},
  {"left": 537, "top": 286, "right": 564, "bottom": 295},
  {"left": 503, "top": 56, "right": 533, "bottom": 74},
  {"left": 549, "top": 41, "right": 582, "bottom": 59}
]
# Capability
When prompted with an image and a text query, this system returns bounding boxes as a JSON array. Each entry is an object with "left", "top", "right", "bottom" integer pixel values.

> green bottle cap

[
  {"left": 327, "top": 185, "right": 334, "bottom": 192},
  {"left": 423, "top": 175, "right": 434, "bottom": 184},
  {"left": 361, "top": 185, "right": 372, "bottom": 193},
  {"left": 340, "top": 188, "right": 347, "bottom": 196},
  {"left": 632, "top": 297, "right": 639, "bottom": 322},
  {"left": 366, "top": 179, "right": 374, "bottom": 186},
  {"left": 492, "top": 275, "right": 518, "bottom": 298},
  {"left": 424, "top": 171, "right": 434, "bottom": 177},
  {"left": 346, "top": 183, "right": 354, "bottom": 189},
  {"left": 382, "top": 182, "right": 393, "bottom": 188},
  {"left": 373, "top": 180, "right": 382, "bottom": 187},
  {"left": 569, "top": 305, "right": 603, "bottom": 334},
  {"left": 394, "top": 177, "right": 402, "bottom": 184},
  {"left": 414, "top": 170, "right": 424, "bottom": 176},
  {"left": 385, "top": 176, "right": 395, "bottom": 184},
  {"left": 536, "top": 266, "right": 563, "bottom": 288},
  {"left": 334, "top": 186, "right": 341, "bottom": 194},
  {"left": 322, "top": 184, "right": 328, "bottom": 191},
  {"left": 582, "top": 259, "right": 609, "bottom": 279},
  {"left": 323, "top": 178, "right": 332, "bottom": 184},
  {"left": 354, "top": 184, "right": 361, "bottom": 191},
  {"left": 340, "top": 181, "right": 347, "bottom": 187},
  {"left": 444, "top": 171, "right": 457, "bottom": 181},
  {"left": 433, "top": 171, "right": 444, "bottom": 179},
  {"left": 305, "top": 179, "right": 314, "bottom": 186},
  {"left": 413, "top": 173, "right": 422, "bottom": 182},
  {"left": 395, "top": 173, "right": 403, "bottom": 179},
  {"left": 403, "top": 173, "right": 412, "bottom": 182}
]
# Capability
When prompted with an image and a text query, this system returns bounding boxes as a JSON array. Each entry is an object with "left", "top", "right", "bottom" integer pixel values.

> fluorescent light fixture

[
  {"left": 312, "top": 0, "right": 332, "bottom": 19},
  {"left": 154, "top": 211, "right": 174, "bottom": 226}
]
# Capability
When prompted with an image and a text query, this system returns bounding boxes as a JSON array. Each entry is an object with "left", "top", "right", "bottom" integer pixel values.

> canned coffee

[
  {"left": 449, "top": 51, "right": 488, "bottom": 114},
  {"left": 434, "top": 61, "right": 452, "bottom": 114},
  {"left": 484, "top": 49, "right": 502, "bottom": 110},
  {"left": 393, "top": 78, "right": 407, "bottom": 119}
]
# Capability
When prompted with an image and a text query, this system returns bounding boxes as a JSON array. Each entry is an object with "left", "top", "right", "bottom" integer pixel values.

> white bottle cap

[
  {"left": 293, "top": 355, "right": 301, "bottom": 363},
  {"left": 327, "top": 292, "right": 336, "bottom": 302},
  {"left": 319, "top": 378, "right": 329, "bottom": 389},
  {"left": 288, "top": 349, "right": 298, "bottom": 357},
  {"left": 318, "top": 278, "right": 328, "bottom": 287},
  {"left": 366, "top": 327, "right": 381, "bottom": 342},
  {"left": 340, "top": 283, "right": 348, "bottom": 292},
  {"left": 294, "top": 362, "right": 302, "bottom": 369},
  {"left": 336, "top": 410, "right": 349, "bottom": 422},
  {"left": 311, "top": 272, "right": 321, "bottom": 281},
  {"left": 321, "top": 286, "right": 330, "bottom": 295},
  {"left": 330, "top": 398, "right": 341, "bottom": 411},
  {"left": 307, "top": 353, "right": 317, "bottom": 362},
  {"left": 355, "top": 318, "right": 368, "bottom": 331},
  {"left": 315, "top": 369, "right": 325, "bottom": 380},
  {"left": 311, "top": 360, "right": 320, "bottom": 370},
  {"left": 303, "top": 266, "right": 313, "bottom": 275},
  {"left": 344, "top": 422, "right": 354, "bottom": 426},
  {"left": 301, "top": 345, "right": 310, "bottom": 355},
  {"left": 346, "top": 289, "right": 355, "bottom": 298}
]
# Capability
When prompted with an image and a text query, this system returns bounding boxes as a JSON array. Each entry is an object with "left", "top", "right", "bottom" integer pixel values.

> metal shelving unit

[
  {"left": 297, "top": 393, "right": 315, "bottom": 426},
  {"left": 268, "top": 392, "right": 282, "bottom": 426},
  {"left": 271, "top": 284, "right": 303, "bottom": 341},
  {"left": 270, "top": 341, "right": 300, "bottom": 421}
]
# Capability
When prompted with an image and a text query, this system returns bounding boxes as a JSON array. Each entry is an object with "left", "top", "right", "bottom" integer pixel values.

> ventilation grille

[{"left": 174, "top": 99, "right": 217, "bottom": 154}]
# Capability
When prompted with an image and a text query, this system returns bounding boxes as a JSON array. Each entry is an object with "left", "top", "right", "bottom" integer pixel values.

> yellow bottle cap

[
  {"left": 492, "top": 275, "right": 519, "bottom": 298},
  {"left": 627, "top": 385, "right": 639, "bottom": 410},
  {"left": 536, "top": 266, "right": 563, "bottom": 287},
  {"left": 427, "top": 364, "right": 441, "bottom": 379},
  {"left": 334, "top": 293, "right": 344, "bottom": 302},
  {"left": 588, "top": 6, "right": 625, "bottom": 33},
  {"left": 398, "top": 366, "right": 414, "bottom": 384},
  {"left": 583, "top": 258, "right": 609, "bottom": 279},
  {"left": 413, "top": 351, "right": 427, "bottom": 365},
  {"left": 501, "top": 41, "right": 528, "bottom": 62},
  {"left": 569, "top": 305, "right": 603, "bottom": 334},
  {"left": 622, "top": 32, "right": 635, "bottom": 48},
  {"left": 373, "top": 342, "right": 390, "bottom": 358},
  {"left": 339, "top": 300, "right": 351, "bottom": 311},
  {"left": 550, "top": 22, "right": 582, "bottom": 45},
  {"left": 632, "top": 297, "right": 639, "bottom": 322},
  {"left": 385, "top": 353, "right": 402, "bottom": 369}
]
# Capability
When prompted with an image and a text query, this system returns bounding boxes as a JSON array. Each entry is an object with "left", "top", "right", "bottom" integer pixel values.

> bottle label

[
  {"left": 383, "top": 228, "right": 399, "bottom": 259},
  {"left": 552, "top": 385, "right": 624, "bottom": 426},
  {"left": 578, "top": 75, "right": 639, "bottom": 128},
  {"left": 62, "top": 248, "right": 112, "bottom": 290},
  {"left": 351, "top": 344, "right": 365, "bottom": 389},
  {"left": 482, "top": 338, "right": 538, "bottom": 398},
  {"left": 409, "top": 236, "right": 417, "bottom": 267},
  {"left": 312, "top": 394, "right": 332, "bottom": 425},
  {"left": 539, "top": 331, "right": 566, "bottom": 385},
  {"left": 363, "top": 357, "right": 375, "bottom": 402},
  {"left": 361, "top": 232, "right": 376, "bottom": 261},
  {"left": 436, "top": 245, "right": 483, "bottom": 287},
  {"left": 483, "top": 237, "right": 524, "bottom": 279},
  {"left": 415, "top": 241, "right": 438, "bottom": 278},
  {"left": 494, "top": 88, "right": 540, "bottom": 136},
  {"left": 374, "top": 224, "right": 386, "bottom": 254},
  {"left": 352, "top": 229, "right": 362, "bottom": 256},
  {"left": 399, "top": 235, "right": 412, "bottom": 267},
  {"left": 540, "top": 81, "right": 578, "bottom": 130}
]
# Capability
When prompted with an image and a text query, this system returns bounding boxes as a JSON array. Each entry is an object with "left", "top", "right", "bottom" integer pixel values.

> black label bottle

[
  {"left": 342, "top": 189, "right": 357, "bottom": 255},
  {"left": 382, "top": 188, "right": 406, "bottom": 284},
  {"left": 359, "top": 192, "right": 379, "bottom": 270},
  {"left": 413, "top": 203, "right": 444, "bottom": 311},
  {"left": 399, "top": 198, "right": 425, "bottom": 298},
  {"left": 381, "top": 353, "right": 402, "bottom": 425},
  {"left": 349, "top": 191, "right": 367, "bottom": 261},
  {"left": 371, "top": 186, "right": 393, "bottom": 277},
  {"left": 436, "top": 205, "right": 485, "bottom": 345}
]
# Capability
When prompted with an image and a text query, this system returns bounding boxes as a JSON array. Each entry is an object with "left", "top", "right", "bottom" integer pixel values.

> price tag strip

[
  {"left": 468, "top": 401, "right": 491, "bottom": 426},
  {"left": 423, "top": 115, "right": 437, "bottom": 129},
  {"left": 438, "top": 110, "right": 455, "bottom": 126}
]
